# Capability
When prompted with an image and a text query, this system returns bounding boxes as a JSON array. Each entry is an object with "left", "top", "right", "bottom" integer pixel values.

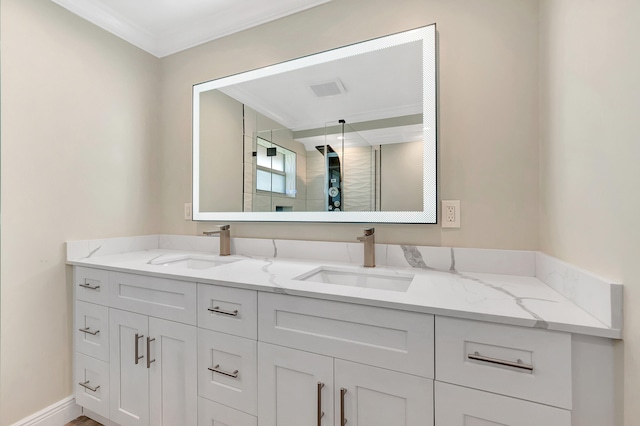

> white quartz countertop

[{"left": 68, "top": 248, "right": 620, "bottom": 339}]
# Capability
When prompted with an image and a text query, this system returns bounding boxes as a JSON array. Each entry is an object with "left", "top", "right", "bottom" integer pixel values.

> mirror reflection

[{"left": 193, "top": 25, "right": 436, "bottom": 223}]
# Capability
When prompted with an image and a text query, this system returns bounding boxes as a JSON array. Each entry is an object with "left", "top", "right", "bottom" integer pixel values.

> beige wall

[
  {"left": 381, "top": 141, "right": 423, "bottom": 211},
  {"left": 0, "top": 0, "right": 160, "bottom": 424},
  {"left": 159, "top": 0, "right": 540, "bottom": 249},
  {"left": 539, "top": 0, "right": 640, "bottom": 424},
  {"left": 199, "top": 90, "right": 244, "bottom": 211}
]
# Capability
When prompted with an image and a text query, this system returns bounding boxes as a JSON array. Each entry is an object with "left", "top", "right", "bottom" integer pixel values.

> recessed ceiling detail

[{"left": 50, "top": 0, "right": 333, "bottom": 58}]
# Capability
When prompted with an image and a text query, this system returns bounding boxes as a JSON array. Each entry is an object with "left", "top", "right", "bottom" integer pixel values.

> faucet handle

[
  {"left": 219, "top": 224, "right": 230, "bottom": 231},
  {"left": 363, "top": 227, "right": 375, "bottom": 236}
]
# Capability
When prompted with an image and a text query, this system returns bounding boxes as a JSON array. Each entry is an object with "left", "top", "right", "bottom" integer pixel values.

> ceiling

[
  {"left": 220, "top": 40, "right": 423, "bottom": 132},
  {"left": 215, "top": 39, "right": 424, "bottom": 150},
  {"left": 50, "top": 0, "right": 332, "bottom": 57}
]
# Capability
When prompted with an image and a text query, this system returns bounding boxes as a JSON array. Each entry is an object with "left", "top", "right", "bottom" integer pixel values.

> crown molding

[
  {"left": 51, "top": 0, "right": 332, "bottom": 58},
  {"left": 51, "top": 0, "right": 159, "bottom": 55}
]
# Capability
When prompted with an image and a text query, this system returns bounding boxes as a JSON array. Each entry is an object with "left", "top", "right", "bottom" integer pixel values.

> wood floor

[{"left": 65, "top": 416, "right": 103, "bottom": 426}]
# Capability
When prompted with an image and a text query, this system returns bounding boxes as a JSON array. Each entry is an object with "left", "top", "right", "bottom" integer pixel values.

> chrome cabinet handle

[
  {"left": 468, "top": 351, "right": 534, "bottom": 372},
  {"left": 340, "top": 387, "right": 348, "bottom": 425},
  {"left": 79, "top": 327, "right": 99, "bottom": 336},
  {"left": 146, "top": 337, "right": 156, "bottom": 369},
  {"left": 79, "top": 380, "right": 100, "bottom": 392},
  {"left": 208, "top": 364, "right": 239, "bottom": 378},
  {"left": 207, "top": 306, "right": 239, "bottom": 317},
  {"left": 79, "top": 283, "right": 100, "bottom": 290},
  {"left": 135, "top": 333, "right": 144, "bottom": 364},
  {"left": 317, "top": 382, "right": 325, "bottom": 426}
]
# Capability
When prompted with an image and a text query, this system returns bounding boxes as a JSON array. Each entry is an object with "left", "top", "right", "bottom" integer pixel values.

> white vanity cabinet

[
  {"left": 257, "top": 293, "right": 435, "bottom": 426},
  {"left": 73, "top": 267, "right": 198, "bottom": 426},
  {"left": 258, "top": 343, "right": 334, "bottom": 426},
  {"left": 434, "top": 317, "right": 572, "bottom": 426},
  {"left": 196, "top": 283, "right": 259, "bottom": 425},
  {"left": 257, "top": 292, "right": 435, "bottom": 377},
  {"left": 74, "top": 268, "right": 111, "bottom": 419},
  {"left": 109, "top": 309, "right": 197, "bottom": 426},
  {"left": 73, "top": 264, "right": 612, "bottom": 426},
  {"left": 335, "top": 359, "right": 432, "bottom": 426},
  {"left": 258, "top": 343, "right": 433, "bottom": 426},
  {"left": 435, "top": 382, "right": 571, "bottom": 425}
]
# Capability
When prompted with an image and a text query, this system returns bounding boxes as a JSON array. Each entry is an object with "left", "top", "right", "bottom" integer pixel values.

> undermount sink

[
  {"left": 295, "top": 267, "right": 414, "bottom": 292},
  {"left": 149, "top": 254, "right": 238, "bottom": 270}
]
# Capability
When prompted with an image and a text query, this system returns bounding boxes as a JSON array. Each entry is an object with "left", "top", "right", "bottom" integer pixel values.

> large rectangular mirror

[{"left": 193, "top": 24, "right": 436, "bottom": 223}]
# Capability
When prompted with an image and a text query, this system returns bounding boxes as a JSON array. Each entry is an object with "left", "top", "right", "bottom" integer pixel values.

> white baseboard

[{"left": 10, "top": 396, "right": 82, "bottom": 426}]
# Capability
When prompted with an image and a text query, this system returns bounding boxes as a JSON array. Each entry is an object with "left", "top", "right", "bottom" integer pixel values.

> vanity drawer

[
  {"left": 75, "top": 301, "right": 109, "bottom": 361},
  {"left": 197, "top": 284, "right": 257, "bottom": 339},
  {"left": 258, "top": 293, "right": 434, "bottom": 378},
  {"left": 435, "top": 381, "right": 571, "bottom": 426},
  {"left": 75, "top": 267, "right": 109, "bottom": 306},
  {"left": 198, "top": 328, "right": 257, "bottom": 415},
  {"left": 75, "top": 353, "right": 110, "bottom": 419},
  {"left": 109, "top": 272, "right": 197, "bottom": 325},
  {"left": 435, "top": 317, "right": 572, "bottom": 409},
  {"left": 198, "top": 397, "right": 257, "bottom": 426}
]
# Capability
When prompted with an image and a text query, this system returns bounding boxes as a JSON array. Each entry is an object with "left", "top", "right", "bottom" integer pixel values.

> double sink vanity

[{"left": 68, "top": 233, "right": 622, "bottom": 426}]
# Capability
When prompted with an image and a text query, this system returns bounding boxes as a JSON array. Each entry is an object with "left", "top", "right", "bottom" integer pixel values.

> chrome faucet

[
  {"left": 203, "top": 225, "right": 231, "bottom": 256},
  {"left": 356, "top": 227, "right": 375, "bottom": 268}
]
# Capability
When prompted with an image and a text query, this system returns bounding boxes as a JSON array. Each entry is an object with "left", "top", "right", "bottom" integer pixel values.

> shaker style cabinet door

[
  {"left": 435, "top": 381, "right": 571, "bottom": 426},
  {"left": 149, "top": 317, "right": 198, "bottom": 426},
  {"left": 199, "top": 397, "right": 257, "bottom": 426},
  {"left": 334, "top": 359, "right": 434, "bottom": 426},
  {"left": 258, "top": 342, "right": 334, "bottom": 426},
  {"left": 110, "top": 309, "right": 149, "bottom": 426}
]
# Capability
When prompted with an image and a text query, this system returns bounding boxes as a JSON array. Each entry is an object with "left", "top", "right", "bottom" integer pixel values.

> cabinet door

[
  {"left": 199, "top": 397, "right": 257, "bottom": 426},
  {"left": 149, "top": 318, "right": 198, "bottom": 426},
  {"left": 335, "top": 359, "right": 433, "bottom": 426},
  {"left": 435, "top": 381, "right": 571, "bottom": 426},
  {"left": 258, "top": 343, "right": 334, "bottom": 426},
  {"left": 110, "top": 309, "right": 149, "bottom": 426}
]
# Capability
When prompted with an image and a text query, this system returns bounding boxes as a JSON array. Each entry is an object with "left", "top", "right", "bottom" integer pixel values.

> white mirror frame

[{"left": 193, "top": 24, "right": 436, "bottom": 223}]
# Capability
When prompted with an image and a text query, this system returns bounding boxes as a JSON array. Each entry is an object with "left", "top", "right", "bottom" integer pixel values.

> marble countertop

[{"left": 68, "top": 248, "right": 620, "bottom": 339}]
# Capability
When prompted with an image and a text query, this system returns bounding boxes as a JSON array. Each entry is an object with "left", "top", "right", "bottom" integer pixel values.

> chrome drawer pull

[
  {"left": 79, "top": 283, "right": 100, "bottom": 290},
  {"left": 135, "top": 333, "right": 144, "bottom": 365},
  {"left": 79, "top": 327, "right": 100, "bottom": 336},
  {"left": 208, "top": 364, "right": 239, "bottom": 378},
  {"left": 340, "top": 387, "right": 348, "bottom": 425},
  {"left": 147, "top": 337, "right": 156, "bottom": 369},
  {"left": 468, "top": 351, "right": 534, "bottom": 371},
  {"left": 79, "top": 380, "right": 100, "bottom": 392},
  {"left": 317, "top": 382, "right": 325, "bottom": 426},
  {"left": 207, "top": 306, "right": 239, "bottom": 317}
]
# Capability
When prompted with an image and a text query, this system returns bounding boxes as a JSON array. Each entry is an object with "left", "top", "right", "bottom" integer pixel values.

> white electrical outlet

[
  {"left": 441, "top": 200, "right": 460, "bottom": 228},
  {"left": 184, "top": 203, "right": 192, "bottom": 220}
]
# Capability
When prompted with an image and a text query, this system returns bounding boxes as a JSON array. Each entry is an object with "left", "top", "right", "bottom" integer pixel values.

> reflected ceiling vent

[{"left": 309, "top": 79, "right": 347, "bottom": 97}]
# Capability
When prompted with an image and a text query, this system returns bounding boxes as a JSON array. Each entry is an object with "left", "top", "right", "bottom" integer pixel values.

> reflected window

[{"left": 256, "top": 138, "right": 296, "bottom": 196}]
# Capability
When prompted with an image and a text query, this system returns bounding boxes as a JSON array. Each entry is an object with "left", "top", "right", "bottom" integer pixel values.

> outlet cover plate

[{"left": 441, "top": 200, "right": 460, "bottom": 228}]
